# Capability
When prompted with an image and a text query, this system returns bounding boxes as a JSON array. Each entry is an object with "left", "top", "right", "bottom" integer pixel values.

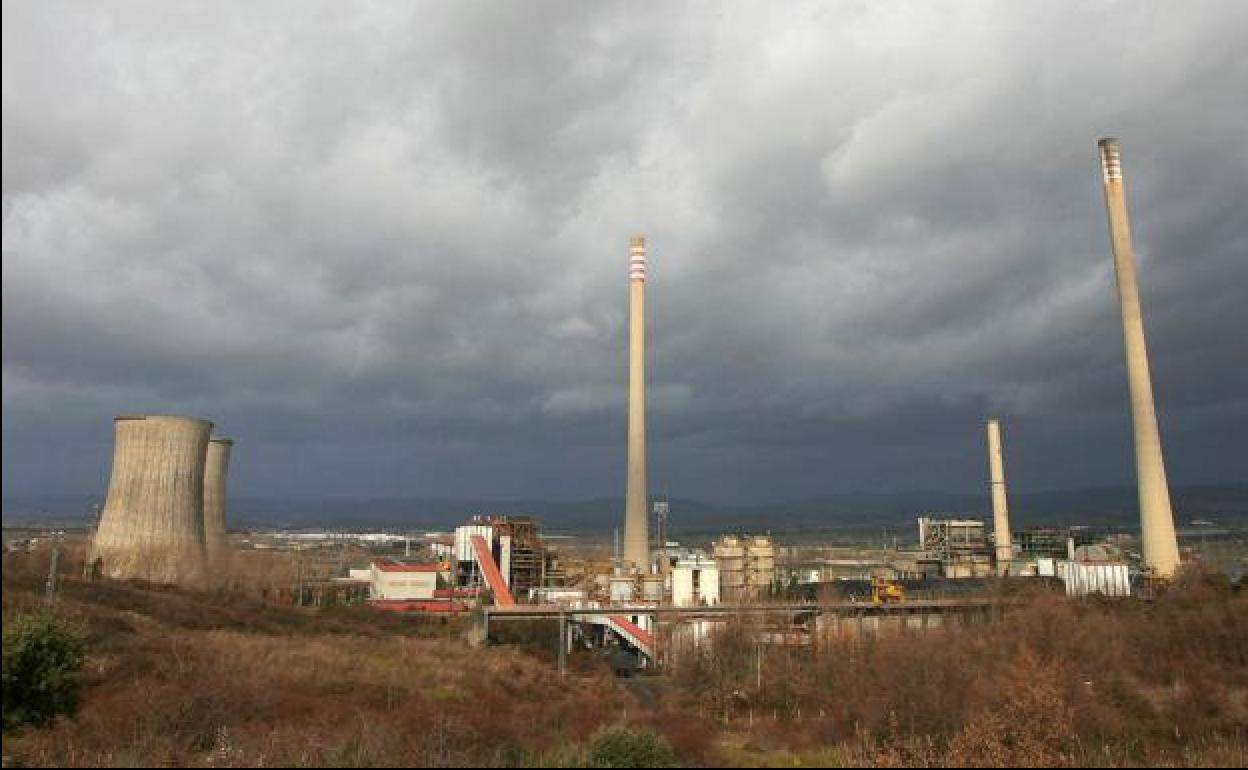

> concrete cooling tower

[
  {"left": 203, "top": 437, "right": 233, "bottom": 558},
  {"left": 90, "top": 415, "right": 213, "bottom": 583}
]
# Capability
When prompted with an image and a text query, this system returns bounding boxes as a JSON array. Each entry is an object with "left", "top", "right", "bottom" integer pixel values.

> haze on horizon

[{"left": 3, "top": 1, "right": 1246, "bottom": 506}]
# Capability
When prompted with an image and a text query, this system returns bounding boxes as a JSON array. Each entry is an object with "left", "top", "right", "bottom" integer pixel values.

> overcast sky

[{"left": 3, "top": 1, "right": 1246, "bottom": 505}]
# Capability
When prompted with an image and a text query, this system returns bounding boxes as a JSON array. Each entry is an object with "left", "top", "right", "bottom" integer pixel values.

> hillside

[{"left": 5, "top": 483, "right": 1247, "bottom": 533}]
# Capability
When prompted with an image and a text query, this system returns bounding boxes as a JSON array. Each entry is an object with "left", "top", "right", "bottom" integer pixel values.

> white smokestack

[
  {"left": 986, "top": 417, "right": 1013, "bottom": 574},
  {"left": 1097, "top": 138, "right": 1180, "bottom": 578},
  {"left": 623, "top": 235, "right": 650, "bottom": 572}
]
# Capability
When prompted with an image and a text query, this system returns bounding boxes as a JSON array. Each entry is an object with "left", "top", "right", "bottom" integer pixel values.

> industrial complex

[{"left": 79, "top": 140, "right": 1188, "bottom": 669}]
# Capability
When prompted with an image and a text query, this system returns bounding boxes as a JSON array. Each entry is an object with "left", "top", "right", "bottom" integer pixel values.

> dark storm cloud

[{"left": 3, "top": 1, "right": 1246, "bottom": 503}]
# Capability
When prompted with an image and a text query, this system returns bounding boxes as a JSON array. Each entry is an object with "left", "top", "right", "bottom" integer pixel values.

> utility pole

[
  {"left": 45, "top": 535, "right": 62, "bottom": 604},
  {"left": 558, "top": 612, "right": 568, "bottom": 679}
]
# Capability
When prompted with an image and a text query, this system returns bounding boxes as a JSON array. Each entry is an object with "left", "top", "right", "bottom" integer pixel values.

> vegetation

[
  {"left": 2, "top": 544, "right": 1246, "bottom": 767},
  {"left": 586, "top": 723, "right": 678, "bottom": 768},
  {"left": 2, "top": 611, "right": 86, "bottom": 732}
]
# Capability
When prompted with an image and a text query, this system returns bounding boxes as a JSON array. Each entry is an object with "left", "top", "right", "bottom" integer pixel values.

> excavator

[{"left": 870, "top": 576, "right": 905, "bottom": 605}]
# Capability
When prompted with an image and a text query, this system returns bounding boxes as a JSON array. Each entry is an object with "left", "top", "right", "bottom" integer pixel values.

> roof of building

[{"left": 372, "top": 559, "right": 445, "bottom": 573}]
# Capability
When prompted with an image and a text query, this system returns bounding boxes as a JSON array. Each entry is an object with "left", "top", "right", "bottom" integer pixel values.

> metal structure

[
  {"left": 203, "top": 436, "right": 233, "bottom": 558},
  {"left": 714, "top": 534, "right": 775, "bottom": 602},
  {"left": 623, "top": 235, "right": 650, "bottom": 573},
  {"left": 1097, "top": 138, "right": 1180, "bottom": 578},
  {"left": 986, "top": 418, "right": 1014, "bottom": 574},
  {"left": 90, "top": 415, "right": 213, "bottom": 584},
  {"left": 917, "top": 517, "right": 993, "bottom": 578},
  {"left": 713, "top": 535, "right": 746, "bottom": 600},
  {"left": 653, "top": 499, "right": 670, "bottom": 573}
]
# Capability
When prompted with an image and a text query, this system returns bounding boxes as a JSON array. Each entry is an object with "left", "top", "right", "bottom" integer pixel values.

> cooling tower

[
  {"left": 90, "top": 415, "right": 212, "bottom": 583},
  {"left": 986, "top": 418, "right": 1013, "bottom": 574},
  {"left": 623, "top": 235, "right": 650, "bottom": 572},
  {"left": 203, "top": 437, "right": 233, "bottom": 558},
  {"left": 1098, "top": 138, "right": 1180, "bottom": 578}
]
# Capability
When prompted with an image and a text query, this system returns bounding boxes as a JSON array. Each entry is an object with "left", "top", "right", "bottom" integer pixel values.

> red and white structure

[{"left": 623, "top": 235, "right": 650, "bottom": 572}]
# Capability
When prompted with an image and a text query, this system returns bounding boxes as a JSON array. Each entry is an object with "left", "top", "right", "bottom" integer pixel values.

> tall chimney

[
  {"left": 623, "top": 235, "right": 650, "bottom": 572},
  {"left": 203, "top": 437, "right": 233, "bottom": 559},
  {"left": 986, "top": 417, "right": 1013, "bottom": 574},
  {"left": 1098, "top": 138, "right": 1180, "bottom": 578}
]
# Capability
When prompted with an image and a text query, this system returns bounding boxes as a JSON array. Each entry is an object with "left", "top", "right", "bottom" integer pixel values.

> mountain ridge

[{"left": 5, "top": 482, "right": 1246, "bottom": 532}]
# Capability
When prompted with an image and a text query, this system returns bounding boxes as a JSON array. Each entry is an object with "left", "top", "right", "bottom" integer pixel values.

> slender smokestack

[
  {"left": 90, "top": 415, "right": 212, "bottom": 584},
  {"left": 203, "top": 437, "right": 233, "bottom": 559},
  {"left": 986, "top": 417, "right": 1013, "bottom": 574},
  {"left": 623, "top": 235, "right": 650, "bottom": 572},
  {"left": 1098, "top": 137, "right": 1180, "bottom": 578}
]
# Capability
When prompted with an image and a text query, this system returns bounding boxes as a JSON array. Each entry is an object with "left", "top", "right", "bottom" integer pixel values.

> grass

[{"left": 3, "top": 546, "right": 1247, "bottom": 767}]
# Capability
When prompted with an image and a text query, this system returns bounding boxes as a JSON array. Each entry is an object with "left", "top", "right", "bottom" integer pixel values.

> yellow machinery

[{"left": 870, "top": 576, "right": 905, "bottom": 604}]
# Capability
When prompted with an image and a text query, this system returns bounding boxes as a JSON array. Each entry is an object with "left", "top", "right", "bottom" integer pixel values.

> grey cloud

[{"left": 4, "top": 1, "right": 1246, "bottom": 504}]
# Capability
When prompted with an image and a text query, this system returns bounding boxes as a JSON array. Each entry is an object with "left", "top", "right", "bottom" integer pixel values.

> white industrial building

[
  {"left": 1040, "top": 559, "right": 1131, "bottom": 598},
  {"left": 368, "top": 560, "right": 441, "bottom": 601},
  {"left": 671, "top": 556, "right": 720, "bottom": 607}
]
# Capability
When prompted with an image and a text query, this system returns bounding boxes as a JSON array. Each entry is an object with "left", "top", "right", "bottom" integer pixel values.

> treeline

[{"left": 670, "top": 572, "right": 1248, "bottom": 766}]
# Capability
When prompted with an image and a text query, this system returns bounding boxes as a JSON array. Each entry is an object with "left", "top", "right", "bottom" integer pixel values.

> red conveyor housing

[
  {"left": 470, "top": 535, "right": 515, "bottom": 607},
  {"left": 607, "top": 614, "right": 654, "bottom": 657}
]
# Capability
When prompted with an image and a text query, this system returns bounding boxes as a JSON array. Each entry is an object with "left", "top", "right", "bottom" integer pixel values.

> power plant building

[
  {"left": 90, "top": 415, "right": 213, "bottom": 584},
  {"left": 369, "top": 560, "right": 441, "bottom": 601},
  {"left": 917, "top": 517, "right": 994, "bottom": 578},
  {"left": 453, "top": 514, "right": 558, "bottom": 593},
  {"left": 713, "top": 534, "right": 775, "bottom": 602},
  {"left": 671, "top": 556, "right": 720, "bottom": 607}
]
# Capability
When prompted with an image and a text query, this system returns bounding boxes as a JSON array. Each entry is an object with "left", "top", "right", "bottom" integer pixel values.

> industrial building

[
  {"left": 916, "top": 516, "right": 994, "bottom": 578},
  {"left": 713, "top": 534, "right": 776, "bottom": 602},
  {"left": 670, "top": 555, "right": 720, "bottom": 607},
  {"left": 368, "top": 560, "right": 442, "bottom": 601},
  {"left": 453, "top": 514, "right": 561, "bottom": 594}
]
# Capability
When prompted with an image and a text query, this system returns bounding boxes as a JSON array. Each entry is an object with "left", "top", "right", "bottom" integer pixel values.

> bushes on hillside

[
  {"left": 2, "top": 611, "right": 86, "bottom": 731},
  {"left": 587, "top": 723, "right": 678, "bottom": 768}
]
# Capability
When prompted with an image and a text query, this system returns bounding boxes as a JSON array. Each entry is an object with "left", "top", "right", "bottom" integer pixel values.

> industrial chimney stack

[
  {"left": 90, "top": 415, "right": 212, "bottom": 584},
  {"left": 623, "top": 235, "right": 650, "bottom": 572},
  {"left": 1097, "top": 138, "right": 1180, "bottom": 578},
  {"left": 986, "top": 417, "right": 1013, "bottom": 574},
  {"left": 203, "top": 437, "right": 233, "bottom": 558}
]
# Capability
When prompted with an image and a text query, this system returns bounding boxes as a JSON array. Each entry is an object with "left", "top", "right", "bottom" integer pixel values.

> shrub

[
  {"left": 2, "top": 611, "right": 86, "bottom": 731},
  {"left": 587, "top": 723, "right": 678, "bottom": 768}
]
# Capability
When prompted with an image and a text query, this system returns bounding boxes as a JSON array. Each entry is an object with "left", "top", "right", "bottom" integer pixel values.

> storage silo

[
  {"left": 713, "top": 535, "right": 745, "bottom": 602},
  {"left": 203, "top": 437, "right": 233, "bottom": 558},
  {"left": 745, "top": 535, "right": 776, "bottom": 594},
  {"left": 89, "top": 415, "right": 212, "bottom": 584}
]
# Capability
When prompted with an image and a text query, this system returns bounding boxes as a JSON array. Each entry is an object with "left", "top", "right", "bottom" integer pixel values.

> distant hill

[{"left": 5, "top": 483, "right": 1247, "bottom": 533}]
